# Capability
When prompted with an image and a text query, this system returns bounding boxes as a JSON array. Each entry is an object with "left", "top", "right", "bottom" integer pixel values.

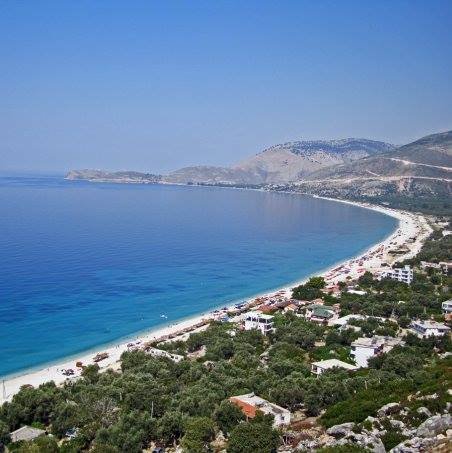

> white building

[
  {"left": 440, "top": 261, "right": 452, "bottom": 275},
  {"left": 347, "top": 289, "right": 367, "bottom": 296},
  {"left": 230, "top": 393, "right": 291, "bottom": 427},
  {"left": 442, "top": 300, "right": 452, "bottom": 314},
  {"left": 351, "top": 337, "right": 384, "bottom": 367},
  {"left": 244, "top": 312, "right": 274, "bottom": 335},
  {"left": 330, "top": 314, "right": 366, "bottom": 327},
  {"left": 420, "top": 261, "right": 441, "bottom": 271},
  {"left": 146, "top": 347, "right": 184, "bottom": 363},
  {"left": 311, "top": 359, "right": 358, "bottom": 375},
  {"left": 410, "top": 320, "right": 450, "bottom": 339},
  {"left": 351, "top": 336, "right": 403, "bottom": 368},
  {"left": 421, "top": 261, "right": 452, "bottom": 275},
  {"left": 380, "top": 336, "right": 405, "bottom": 353},
  {"left": 10, "top": 426, "right": 46, "bottom": 443},
  {"left": 381, "top": 265, "right": 413, "bottom": 284}
]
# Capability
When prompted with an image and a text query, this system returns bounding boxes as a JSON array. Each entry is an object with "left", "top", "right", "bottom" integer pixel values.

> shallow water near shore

[{"left": 0, "top": 175, "right": 397, "bottom": 377}]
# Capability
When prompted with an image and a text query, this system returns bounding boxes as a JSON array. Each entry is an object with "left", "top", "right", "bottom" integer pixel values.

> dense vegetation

[
  {"left": 354, "top": 194, "right": 452, "bottom": 216},
  {"left": 405, "top": 230, "right": 452, "bottom": 264},
  {"left": 1, "top": 230, "right": 451, "bottom": 452}
]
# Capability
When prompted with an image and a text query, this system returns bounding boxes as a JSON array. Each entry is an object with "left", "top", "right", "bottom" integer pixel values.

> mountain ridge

[
  {"left": 288, "top": 130, "right": 452, "bottom": 214},
  {"left": 65, "top": 130, "right": 452, "bottom": 213},
  {"left": 258, "top": 138, "right": 394, "bottom": 156},
  {"left": 305, "top": 130, "right": 452, "bottom": 181},
  {"left": 67, "top": 138, "right": 394, "bottom": 185}
]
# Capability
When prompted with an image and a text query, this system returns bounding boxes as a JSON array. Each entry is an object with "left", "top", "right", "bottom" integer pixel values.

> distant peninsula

[{"left": 66, "top": 169, "right": 162, "bottom": 184}]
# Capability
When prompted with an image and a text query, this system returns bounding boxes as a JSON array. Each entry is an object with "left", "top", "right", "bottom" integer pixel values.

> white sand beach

[{"left": 0, "top": 199, "right": 432, "bottom": 404}]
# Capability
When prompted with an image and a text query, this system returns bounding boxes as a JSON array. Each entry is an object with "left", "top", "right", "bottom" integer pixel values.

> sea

[{"left": 0, "top": 175, "right": 398, "bottom": 378}]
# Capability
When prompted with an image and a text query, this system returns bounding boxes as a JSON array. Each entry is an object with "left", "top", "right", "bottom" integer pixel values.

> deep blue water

[{"left": 0, "top": 175, "right": 397, "bottom": 377}]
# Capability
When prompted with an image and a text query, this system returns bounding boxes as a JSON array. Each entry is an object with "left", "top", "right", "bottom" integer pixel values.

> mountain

[
  {"left": 290, "top": 130, "right": 452, "bottom": 214},
  {"left": 305, "top": 131, "right": 452, "bottom": 181},
  {"left": 67, "top": 138, "right": 393, "bottom": 186},
  {"left": 164, "top": 139, "right": 394, "bottom": 185},
  {"left": 65, "top": 131, "right": 451, "bottom": 214},
  {"left": 163, "top": 166, "right": 252, "bottom": 185},
  {"left": 392, "top": 130, "right": 452, "bottom": 166}
]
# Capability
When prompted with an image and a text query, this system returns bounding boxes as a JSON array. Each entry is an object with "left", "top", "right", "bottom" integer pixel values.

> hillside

[
  {"left": 392, "top": 130, "right": 452, "bottom": 166},
  {"left": 65, "top": 131, "right": 452, "bottom": 214},
  {"left": 163, "top": 166, "right": 252, "bottom": 185},
  {"left": 164, "top": 139, "right": 394, "bottom": 185},
  {"left": 306, "top": 131, "right": 450, "bottom": 180},
  {"left": 66, "top": 139, "right": 393, "bottom": 186},
  {"left": 67, "top": 139, "right": 393, "bottom": 186},
  {"left": 292, "top": 130, "right": 452, "bottom": 214}
]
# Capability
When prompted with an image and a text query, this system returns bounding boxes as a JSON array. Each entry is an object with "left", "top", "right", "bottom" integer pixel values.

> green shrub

[{"left": 381, "top": 430, "right": 407, "bottom": 450}]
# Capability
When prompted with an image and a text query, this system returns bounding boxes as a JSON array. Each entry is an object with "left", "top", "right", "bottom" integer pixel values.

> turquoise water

[{"left": 0, "top": 176, "right": 397, "bottom": 377}]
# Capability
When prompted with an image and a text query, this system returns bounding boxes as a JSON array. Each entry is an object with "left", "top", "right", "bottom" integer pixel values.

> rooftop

[
  {"left": 347, "top": 289, "right": 367, "bottom": 295},
  {"left": 230, "top": 393, "right": 289, "bottom": 416},
  {"left": 10, "top": 426, "right": 46, "bottom": 443},
  {"left": 310, "top": 306, "right": 335, "bottom": 318},
  {"left": 246, "top": 312, "right": 274, "bottom": 320},
  {"left": 331, "top": 314, "right": 365, "bottom": 326},
  {"left": 411, "top": 320, "right": 450, "bottom": 330},
  {"left": 352, "top": 335, "right": 404, "bottom": 348},
  {"left": 305, "top": 303, "right": 325, "bottom": 309},
  {"left": 351, "top": 336, "right": 385, "bottom": 348},
  {"left": 312, "top": 359, "right": 358, "bottom": 371}
]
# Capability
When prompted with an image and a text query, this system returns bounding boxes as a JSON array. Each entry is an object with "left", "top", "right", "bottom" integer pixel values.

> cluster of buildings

[
  {"left": 420, "top": 261, "right": 452, "bottom": 275},
  {"left": 347, "top": 323, "right": 450, "bottom": 367},
  {"left": 242, "top": 298, "right": 450, "bottom": 377},
  {"left": 239, "top": 226, "right": 449, "bottom": 430},
  {"left": 379, "top": 260, "right": 451, "bottom": 286},
  {"left": 242, "top": 299, "right": 343, "bottom": 336},
  {"left": 177, "top": 253, "right": 450, "bottom": 434}
]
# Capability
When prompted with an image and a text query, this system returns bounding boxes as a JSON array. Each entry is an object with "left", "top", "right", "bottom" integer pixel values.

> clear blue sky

[{"left": 1, "top": 1, "right": 451, "bottom": 173}]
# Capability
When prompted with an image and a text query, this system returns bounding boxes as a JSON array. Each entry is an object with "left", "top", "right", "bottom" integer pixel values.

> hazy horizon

[{"left": 1, "top": 1, "right": 452, "bottom": 173}]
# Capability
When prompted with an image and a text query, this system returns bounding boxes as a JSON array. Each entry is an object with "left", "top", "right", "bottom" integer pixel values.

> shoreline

[{"left": 0, "top": 196, "right": 432, "bottom": 404}]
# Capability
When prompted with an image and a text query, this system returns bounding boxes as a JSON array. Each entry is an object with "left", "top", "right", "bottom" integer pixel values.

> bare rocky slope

[{"left": 164, "top": 139, "right": 394, "bottom": 185}]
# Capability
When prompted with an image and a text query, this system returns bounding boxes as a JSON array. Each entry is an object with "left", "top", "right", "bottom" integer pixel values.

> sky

[{"left": 1, "top": 1, "right": 451, "bottom": 173}]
